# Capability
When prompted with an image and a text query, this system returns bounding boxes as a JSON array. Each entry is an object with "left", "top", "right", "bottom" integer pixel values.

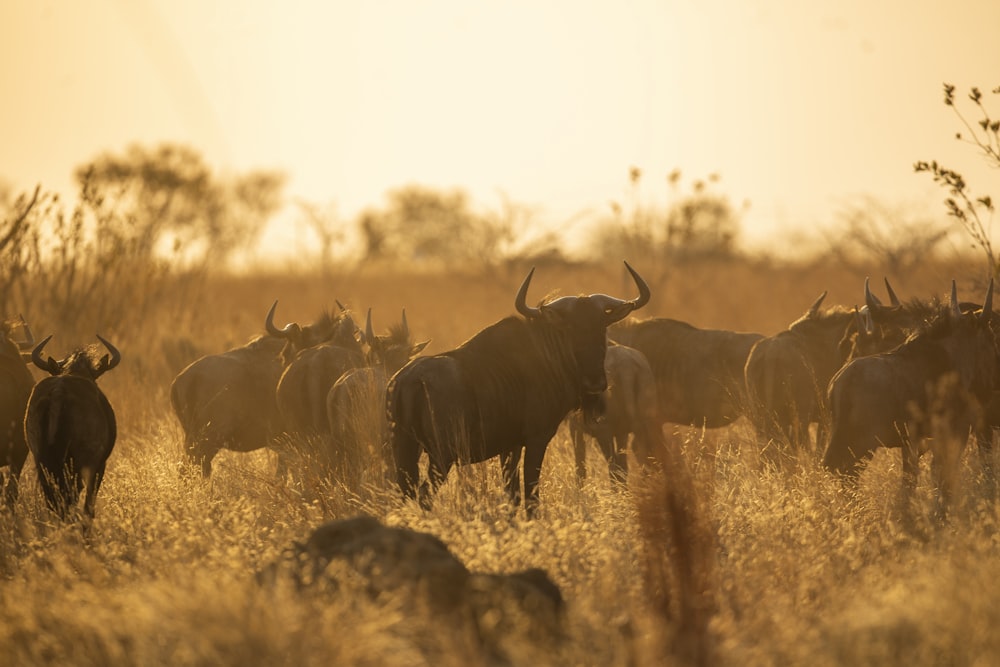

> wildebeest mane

[
  {"left": 60, "top": 348, "right": 103, "bottom": 376},
  {"left": 787, "top": 304, "right": 853, "bottom": 332},
  {"left": 448, "top": 316, "right": 579, "bottom": 433}
]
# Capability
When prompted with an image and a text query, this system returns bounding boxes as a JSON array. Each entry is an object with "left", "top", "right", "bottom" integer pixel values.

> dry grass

[{"left": 3, "top": 257, "right": 999, "bottom": 666}]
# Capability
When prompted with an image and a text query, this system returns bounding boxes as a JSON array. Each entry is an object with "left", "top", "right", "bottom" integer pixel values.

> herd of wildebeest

[{"left": 1, "top": 261, "right": 998, "bottom": 650}]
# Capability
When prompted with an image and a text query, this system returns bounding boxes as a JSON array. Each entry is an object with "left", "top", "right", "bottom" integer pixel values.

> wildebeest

[
  {"left": 24, "top": 334, "right": 121, "bottom": 519},
  {"left": 273, "top": 301, "right": 364, "bottom": 437},
  {"left": 325, "top": 309, "right": 429, "bottom": 471},
  {"left": 170, "top": 301, "right": 340, "bottom": 475},
  {"left": 567, "top": 342, "right": 658, "bottom": 483},
  {"left": 0, "top": 316, "right": 35, "bottom": 506},
  {"left": 744, "top": 292, "right": 856, "bottom": 454},
  {"left": 388, "top": 262, "right": 650, "bottom": 515},
  {"left": 608, "top": 317, "right": 763, "bottom": 429},
  {"left": 824, "top": 281, "right": 996, "bottom": 507},
  {"left": 258, "top": 515, "right": 565, "bottom": 662},
  {"left": 862, "top": 277, "right": 1000, "bottom": 493}
]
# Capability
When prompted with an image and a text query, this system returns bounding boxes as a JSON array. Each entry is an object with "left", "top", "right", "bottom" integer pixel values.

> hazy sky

[{"left": 2, "top": 0, "right": 997, "bottom": 258}]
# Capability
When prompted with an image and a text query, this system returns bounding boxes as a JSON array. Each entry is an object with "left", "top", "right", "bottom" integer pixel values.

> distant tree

[
  {"left": 662, "top": 175, "right": 742, "bottom": 260},
  {"left": 0, "top": 180, "right": 184, "bottom": 335},
  {"left": 75, "top": 143, "right": 285, "bottom": 266},
  {"left": 295, "top": 199, "right": 347, "bottom": 274},
  {"left": 357, "top": 185, "right": 544, "bottom": 269},
  {"left": 0, "top": 185, "right": 40, "bottom": 315},
  {"left": 585, "top": 168, "right": 745, "bottom": 264},
  {"left": 915, "top": 83, "right": 999, "bottom": 279},
  {"left": 822, "top": 196, "right": 949, "bottom": 274}
]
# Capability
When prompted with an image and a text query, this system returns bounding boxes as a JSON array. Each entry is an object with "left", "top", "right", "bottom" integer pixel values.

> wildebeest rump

[
  {"left": 824, "top": 281, "right": 996, "bottom": 505},
  {"left": 0, "top": 316, "right": 35, "bottom": 506},
  {"left": 24, "top": 334, "right": 121, "bottom": 519},
  {"left": 744, "top": 292, "right": 855, "bottom": 452},
  {"left": 568, "top": 342, "right": 658, "bottom": 482},
  {"left": 273, "top": 301, "right": 364, "bottom": 437},
  {"left": 170, "top": 301, "right": 342, "bottom": 475},
  {"left": 608, "top": 317, "right": 762, "bottom": 429},
  {"left": 325, "top": 309, "right": 429, "bottom": 470},
  {"left": 387, "top": 262, "right": 650, "bottom": 515}
]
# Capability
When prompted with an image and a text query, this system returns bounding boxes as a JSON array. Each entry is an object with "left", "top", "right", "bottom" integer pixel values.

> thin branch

[{"left": 0, "top": 184, "right": 40, "bottom": 253}]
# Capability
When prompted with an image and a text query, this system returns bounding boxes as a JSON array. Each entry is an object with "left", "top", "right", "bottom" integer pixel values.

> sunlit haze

[{"left": 2, "top": 0, "right": 997, "bottom": 261}]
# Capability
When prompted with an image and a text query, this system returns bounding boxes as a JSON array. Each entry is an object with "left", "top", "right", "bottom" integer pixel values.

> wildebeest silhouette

[
  {"left": 24, "top": 334, "right": 121, "bottom": 520},
  {"left": 387, "top": 262, "right": 650, "bottom": 515}
]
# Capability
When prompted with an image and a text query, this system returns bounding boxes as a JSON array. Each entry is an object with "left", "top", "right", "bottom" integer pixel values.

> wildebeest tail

[
  {"left": 629, "top": 368, "right": 660, "bottom": 461},
  {"left": 169, "top": 379, "right": 191, "bottom": 430},
  {"left": 31, "top": 388, "right": 77, "bottom": 513},
  {"left": 386, "top": 371, "right": 427, "bottom": 497}
]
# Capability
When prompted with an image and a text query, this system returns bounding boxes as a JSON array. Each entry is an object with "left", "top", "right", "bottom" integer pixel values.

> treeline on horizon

[
  {"left": 0, "top": 141, "right": 978, "bottom": 277},
  {"left": 1, "top": 82, "right": 996, "bottom": 307}
]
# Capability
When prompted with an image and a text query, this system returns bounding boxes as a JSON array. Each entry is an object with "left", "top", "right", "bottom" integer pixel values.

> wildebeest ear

[
  {"left": 410, "top": 340, "right": 430, "bottom": 356},
  {"left": 30, "top": 334, "right": 62, "bottom": 375}
]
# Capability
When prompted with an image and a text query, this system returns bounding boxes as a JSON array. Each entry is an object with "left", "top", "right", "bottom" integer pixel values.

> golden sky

[{"left": 2, "top": 0, "right": 998, "bottom": 257}]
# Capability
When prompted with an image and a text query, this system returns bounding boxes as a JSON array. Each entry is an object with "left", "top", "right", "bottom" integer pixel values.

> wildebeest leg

[
  {"left": 608, "top": 431, "right": 628, "bottom": 483},
  {"left": 394, "top": 444, "right": 422, "bottom": 503},
  {"left": 501, "top": 448, "right": 523, "bottom": 506},
  {"left": 185, "top": 437, "right": 217, "bottom": 477},
  {"left": 900, "top": 435, "right": 920, "bottom": 513},
  {"left": 570, "top": 424, "right": 587, "bottom": 485},
  {"left": 814, "top": 420, "right": 829, "bottom": 460},
  {"left": 976, "top": 425, "right": 997, "bottom": 497},
  {"left": 420, "top": 455, "right": 453, "bottom": 510},
  {"left": 522, "top": 441, "right": 549, "bottom": 518},
  {"left": 45, "top": 463, "right": 76, "bottom": 519},
  {"left": 82, "top": 462, "right": 106, "bottom": 520}
]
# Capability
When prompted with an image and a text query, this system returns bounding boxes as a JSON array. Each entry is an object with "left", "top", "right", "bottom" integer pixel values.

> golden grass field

[{"left": 3, "top": 257, "right": 1000, "bottom": 666}]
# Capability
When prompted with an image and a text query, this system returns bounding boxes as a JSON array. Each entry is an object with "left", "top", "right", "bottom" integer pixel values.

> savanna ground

[{"left": 3, "top": 258, "right": 1000, "bottom": 667}]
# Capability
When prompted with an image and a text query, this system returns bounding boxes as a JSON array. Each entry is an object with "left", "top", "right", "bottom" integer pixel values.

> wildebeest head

[
  {"left": 838, "top": 304, "right": 893, "bottom": 362},
  {"left": 943, "top": 278, "right": 995, "bottom": 394},
  {"left": 30, "top": 334, "right": 121, "bottom": 380},
  {"left": 1, "top": 315, "right": 35, "bottom": 361},
  {"left": 515, "top": 261, "right": 650, "bottom": 394},
  {"left": 360, "top": 308, "right": 430, "bottom": 375},
  {"left": 266, "top": 299, "right": 361, "bottom": 366}
]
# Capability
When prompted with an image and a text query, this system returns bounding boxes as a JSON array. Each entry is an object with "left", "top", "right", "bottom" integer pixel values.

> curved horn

[
  {"left": 982, "top": 279, "right": 994, "bottom": 324},
  {"left": 365, "top": 308, "right": 375, "bottom": 344},
  {"left": 623, "top": 261, "right": 651, "bottom": 311},
  {"left": 401, "top": 308, "right": 409, "bottom": 339},
  {"left": 950, "top": 280, "right": 962, "bottom": 319},
  {"left": 807, "top": 291, "right": 828, "bottom": 317},
  {"left": 30, "top": 334, "right": 59, "bottom": 374},
  {"left": 864, "top": 278, "right": 883, "bottom": 309},
  {"left": 515, "top": 267, "right": 541, "bottom": 319},
  {"left": 883, "top": 278, "right": 901, "bottom": 307},
  {"left": 95, "top": 334, "right": 121, "bottom": 373},
  {"left": 264, "top": 300, "right": 295, "bottom": 338},
  {"left": 335, "top": 299, "right": 348, "bottom": 312}
]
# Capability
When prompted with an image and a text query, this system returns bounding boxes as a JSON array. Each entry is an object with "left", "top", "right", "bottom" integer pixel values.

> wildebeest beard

[{"left": 580, "top": 391, "right": 607, "bottom": 428}]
